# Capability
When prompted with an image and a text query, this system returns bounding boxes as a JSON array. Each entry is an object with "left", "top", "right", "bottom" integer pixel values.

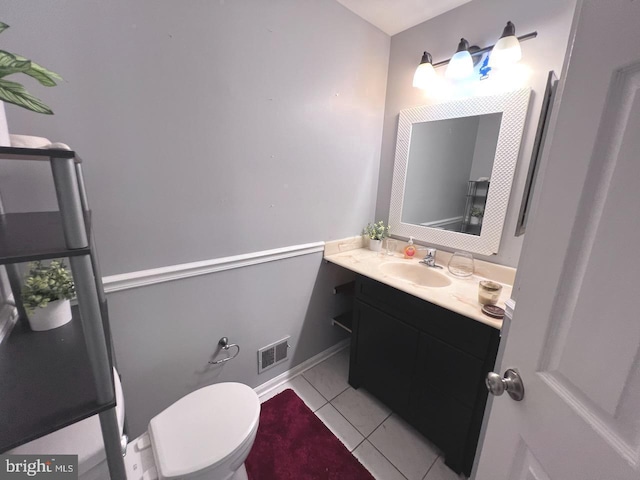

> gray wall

[
  {"left": 1, "top": 0, "right": 389, "bottom": 274},
  {"left": 469, "top": 113, "right": 502, "bottom": 181},
  {"left": 376, "top": 0, "right": 576, "bottom": 266},
  {"left": 402, "top": 117, "right": 478, "bottom": 225},
  {"left": 108, "top": 254, "right": 356, "bottom": 435},
  {"left": 1, "top": 0, "right": 389, "bottom": 435}
]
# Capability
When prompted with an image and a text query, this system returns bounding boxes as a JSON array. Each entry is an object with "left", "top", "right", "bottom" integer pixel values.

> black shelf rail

[
  {"left": 332, "top": 311, "right": 353, "bottom": 333},
  {"left": 0, "top": 145, "right": 78, "bottom": 161},
  {"left": 0, "top": 305, "right": 115, "bottom": 452},
  {"left": 0, "top": 212, "right": 91, "bottom": 265}
]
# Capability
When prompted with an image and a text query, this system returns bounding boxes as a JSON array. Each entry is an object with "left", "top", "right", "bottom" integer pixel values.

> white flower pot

[
  {"left": 470, "top": 217, "right": 480, "bottom": 225},
  {"left": 27, "top": 299, "right": 72, "bottom": 331},
  {"left": 369, "top": 239, "right": 383, "bottom": 252},
  {"left": 0, "top": 101, "right": 10, "bottom": 147}
]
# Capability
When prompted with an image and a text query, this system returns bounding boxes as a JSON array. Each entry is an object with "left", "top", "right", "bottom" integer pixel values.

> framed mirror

[{"left": 389, "top": 88, "right": 530, "bottom": 256}]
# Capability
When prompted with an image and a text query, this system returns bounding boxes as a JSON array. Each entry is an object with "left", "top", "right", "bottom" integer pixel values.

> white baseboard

[{"left": 253, "top": 339, "right": 350, "bottom": 398}]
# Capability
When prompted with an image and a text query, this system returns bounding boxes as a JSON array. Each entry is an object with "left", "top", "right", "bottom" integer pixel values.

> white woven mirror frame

[{"left": 389, "top": 88, "right": 531, "bottom": 255}]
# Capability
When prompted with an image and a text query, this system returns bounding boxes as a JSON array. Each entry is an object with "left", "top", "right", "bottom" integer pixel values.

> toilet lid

[{"left": 148, "top": 382, "right": 260, "bottom": 479}]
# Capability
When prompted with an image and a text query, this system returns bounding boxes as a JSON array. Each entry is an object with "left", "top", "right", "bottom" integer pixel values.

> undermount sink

[{"left": 379, "top": 262, "right": 452, "bottom": 288}]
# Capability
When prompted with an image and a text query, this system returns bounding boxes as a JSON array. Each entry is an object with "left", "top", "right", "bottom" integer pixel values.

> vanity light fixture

[
  {"left": 445, "top": 38, "right": 474, "bottom": 80},
  {"left": 412, "top": 51, "right": 437, "bottom": 89},
  {"left": 490, "top": 21, "right": 522, "bottom": 68},
  {"left": 413, "top": 24, "right": 537, "bottom": 88}
]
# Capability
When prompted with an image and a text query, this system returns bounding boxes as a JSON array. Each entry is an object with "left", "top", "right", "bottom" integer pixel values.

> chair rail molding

[{"left": 102, "top": 241, "right": 325, "bottom": 293}]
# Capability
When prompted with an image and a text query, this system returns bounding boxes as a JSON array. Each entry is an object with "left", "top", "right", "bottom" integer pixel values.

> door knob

[{"left": 486, "top": 368, "right": 525, "bottom": 401}]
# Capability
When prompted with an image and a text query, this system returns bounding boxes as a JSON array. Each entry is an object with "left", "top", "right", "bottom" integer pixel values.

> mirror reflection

[{"left": 401, "top": 113, "right": 503, "bottom": 236}]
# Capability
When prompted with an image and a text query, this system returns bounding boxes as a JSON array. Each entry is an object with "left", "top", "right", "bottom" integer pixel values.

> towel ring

[{"left": 209, "top": 337, "right": 240, "bottom": 365}]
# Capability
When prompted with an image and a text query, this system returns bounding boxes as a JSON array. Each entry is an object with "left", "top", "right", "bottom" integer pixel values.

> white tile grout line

[
  {"left": 324, "top": 385, "right": 351, "bottom": 403},
  {"left": 421, "top": 455, "right": 442, "bottom": 480},
  {"left": 362, "top": 437, "right": 410, "bottom": 480},
  {"left": 361, "top": 412, "right": 398, "bottom": 464},
  {"left": 346, "top": 409, "right": 392, "bottom": 453},
  {"left": 320, "top": 390, "right": 412, "bottom": 479},
  {"left": 318, "top": 398, "right": 409, "bottom": 480},
  {"left": 326, "top": 395, "right": 368, "bottom": 450},
  {"left": 297, "top": 375, "right": 329, "bottom": 413},
  {"left": 367, "top": 412, "right": 445, "bottom": 480}
]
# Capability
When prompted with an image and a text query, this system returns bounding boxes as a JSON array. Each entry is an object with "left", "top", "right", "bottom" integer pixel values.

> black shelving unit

[
  {"left": 461, "top": 180, "right": 490, "bottom": 234},
  {"left": 0, "top": 145, "right": 126, "bottom": 479}
]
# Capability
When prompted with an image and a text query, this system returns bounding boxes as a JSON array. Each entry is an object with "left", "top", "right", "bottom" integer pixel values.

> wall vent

[{"left": 258, "top": 336, "right": 290, "bottom": 373}]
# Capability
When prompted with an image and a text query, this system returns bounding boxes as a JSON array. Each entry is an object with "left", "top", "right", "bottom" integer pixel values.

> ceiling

[{"left": 335, "top": 0, "right": 473, "bottom": 36}]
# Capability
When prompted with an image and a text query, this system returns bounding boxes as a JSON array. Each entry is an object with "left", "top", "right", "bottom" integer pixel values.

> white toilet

[{"left": 12, "top": 374, "right": 261, "bottom": 480}]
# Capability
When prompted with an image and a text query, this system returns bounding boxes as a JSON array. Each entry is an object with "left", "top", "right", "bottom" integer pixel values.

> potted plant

[
  {"left": 470, "top": 207, "right": 484, "bottom": 225},
  {"left": 22, "top": 260, "right": 75, "bottom": 331},
  {"left": 364, "top": 220, "right": 390, "bottom": 252},
  {"left": 0, "top": 21, "right": 62, "bottom": 145}
]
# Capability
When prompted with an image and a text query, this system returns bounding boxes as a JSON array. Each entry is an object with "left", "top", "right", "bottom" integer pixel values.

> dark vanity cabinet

[{"left": 348, "top": 275, "right": 500, "bottom": 476}]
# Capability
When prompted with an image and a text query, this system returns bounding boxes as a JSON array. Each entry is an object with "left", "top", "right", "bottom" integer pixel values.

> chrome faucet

[{"left": 420, "top": 248, "right": 443, "bottom": 269}]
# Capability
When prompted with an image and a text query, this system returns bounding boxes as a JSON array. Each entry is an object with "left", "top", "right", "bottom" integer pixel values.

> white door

[{"left": 475, "top": 1, "right": 640, "bottom": 479}]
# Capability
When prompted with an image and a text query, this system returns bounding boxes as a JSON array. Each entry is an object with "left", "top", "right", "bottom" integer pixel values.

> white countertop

[{"left": 324, "top": 237, "right": 516, "bottom": 330}]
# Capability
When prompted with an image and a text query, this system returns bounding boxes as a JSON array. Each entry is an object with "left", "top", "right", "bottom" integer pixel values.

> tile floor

[{"left": 258, "top": 347, "right": 466, "bottom": 480}]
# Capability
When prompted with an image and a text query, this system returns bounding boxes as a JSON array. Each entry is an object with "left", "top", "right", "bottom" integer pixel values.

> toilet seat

[{"left": 148, "top": 382, "right": 260, "bottom": 479}]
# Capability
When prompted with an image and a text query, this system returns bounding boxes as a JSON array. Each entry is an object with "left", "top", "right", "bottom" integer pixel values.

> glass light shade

[
  {"left": 445, "top": 50, "right": 474, "bottom": 80},
  {"left": 413, "top": 62, "right": 437, "bottom": 89},
  {"left": 490, "top": 35, "right": 522, "bottom": 68}
]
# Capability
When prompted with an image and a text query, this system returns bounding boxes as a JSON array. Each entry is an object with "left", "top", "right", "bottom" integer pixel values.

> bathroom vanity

[
  {"left": 350, "top": 274, "right": 499, "bottom": 476},
  {"left": 325, "top": 240, "right": 512, "bottom": 476}
]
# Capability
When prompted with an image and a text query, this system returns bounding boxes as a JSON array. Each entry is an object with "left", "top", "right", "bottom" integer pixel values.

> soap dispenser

[{"left": 404, "top": 237, "right": 417, "bottom": 259}]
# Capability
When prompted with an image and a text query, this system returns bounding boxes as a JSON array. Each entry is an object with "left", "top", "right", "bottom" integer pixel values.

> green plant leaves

[
  {"left": 0, "top": 22, "right": 62, "bottom": 113},
  {"left": 0, "top": 78, "right": 53, "bottom": 114},
  {"left": 21, "top": 260, "right": 75, "bottom": 313},
  {"left": 470, "top": 207, "right": 484, "bottom": 217},
  {"left": 0, "top": 51, "right": 31, "bottom": 78},
  {"left": 365, "top": 220, "right": 390, "bottom": 240},
  {"left": 13, "top": 54, "right": 62, "bottom": 87}
]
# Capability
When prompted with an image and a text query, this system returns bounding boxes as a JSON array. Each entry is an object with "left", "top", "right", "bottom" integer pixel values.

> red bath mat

[{"left": 246, "top": 389, "right": 375, "bottom": 480}]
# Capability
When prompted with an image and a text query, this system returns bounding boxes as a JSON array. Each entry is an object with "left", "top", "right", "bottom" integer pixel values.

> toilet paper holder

[{"left": 209, "top": 337, "right": 240, "bottom": 365}]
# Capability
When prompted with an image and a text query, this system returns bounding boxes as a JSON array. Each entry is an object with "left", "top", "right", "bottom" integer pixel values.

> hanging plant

[{"left": 0, "top": 21, "right": 62, "bottom": 114}]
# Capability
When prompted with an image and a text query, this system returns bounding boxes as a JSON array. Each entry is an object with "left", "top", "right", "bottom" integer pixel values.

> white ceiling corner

[{"left": 335, "top": 0, "right": 473, "bottom": 36}]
